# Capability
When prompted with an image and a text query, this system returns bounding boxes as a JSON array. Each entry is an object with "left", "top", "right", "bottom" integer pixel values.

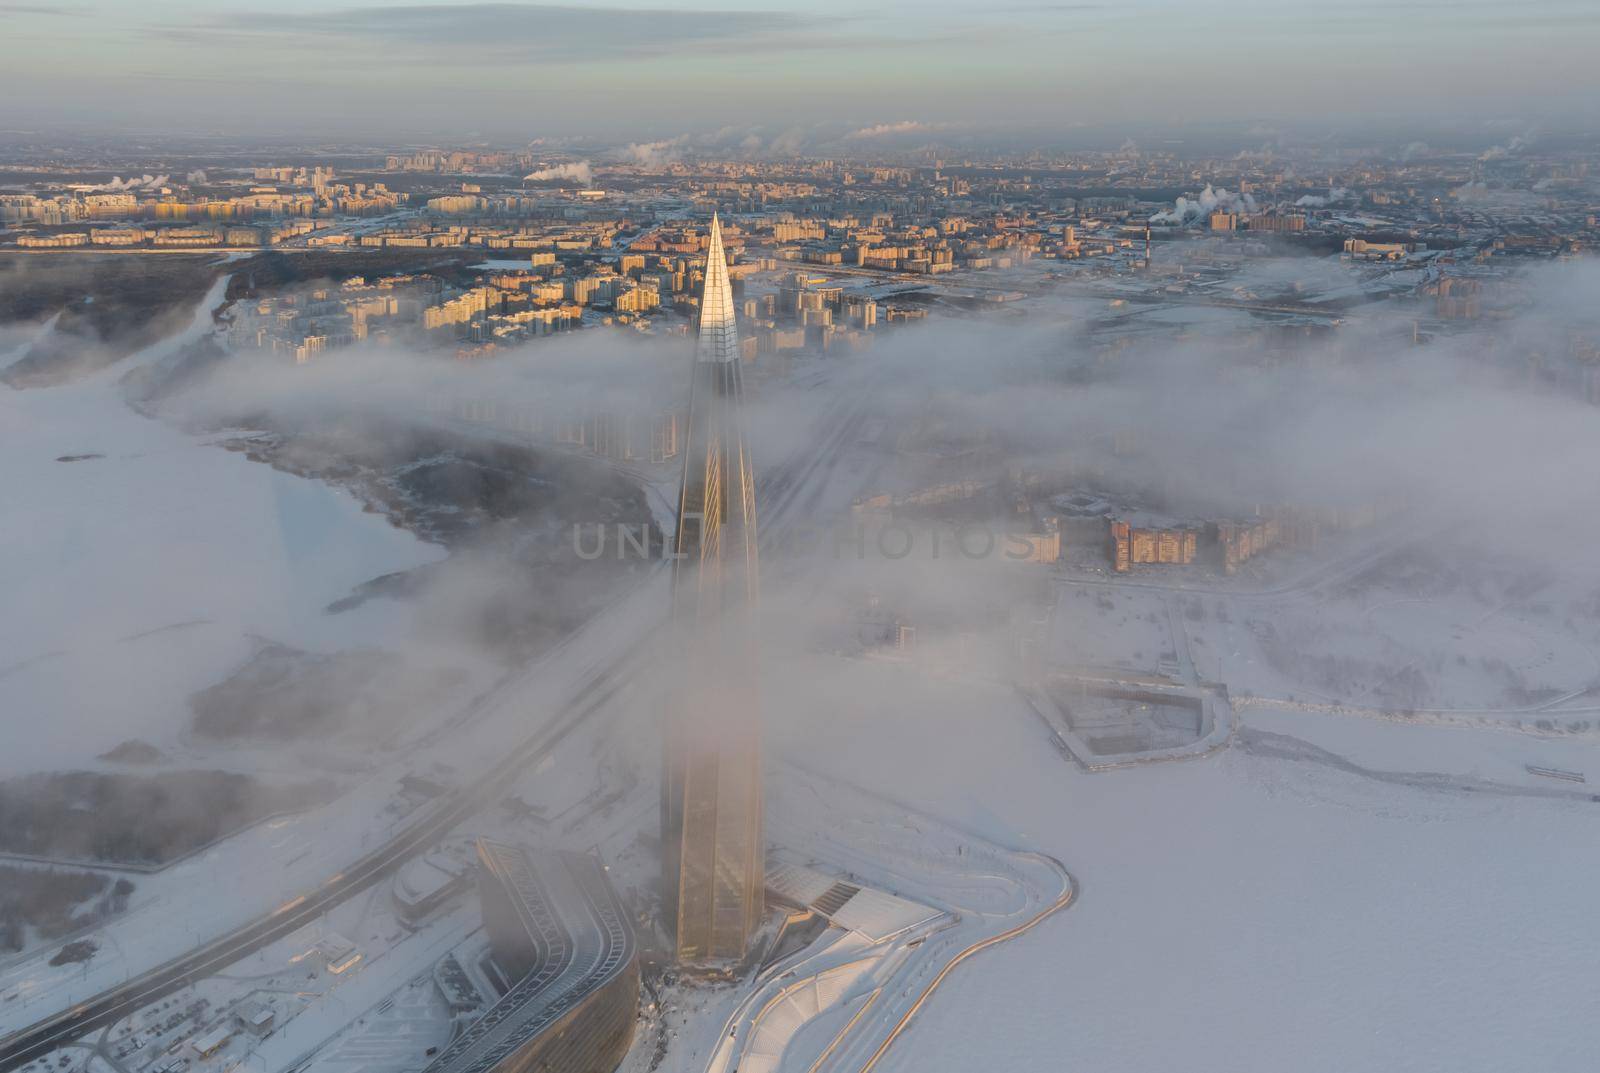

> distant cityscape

[
  {"left": 5, "top": 82, "right": 1600, "bottom": 1073},
  {"left": 3, "top": 139, "right": 1592, "bottom": 372}
]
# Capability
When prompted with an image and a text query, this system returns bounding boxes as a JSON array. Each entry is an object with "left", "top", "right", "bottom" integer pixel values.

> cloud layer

[{"left": 152, "top": 2, "right": 811, "bottom": 61}]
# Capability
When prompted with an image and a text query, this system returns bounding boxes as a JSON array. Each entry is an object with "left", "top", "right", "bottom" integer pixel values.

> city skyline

[{"left": 3, "top": 5, "right": 1600, "bottom": 1066}]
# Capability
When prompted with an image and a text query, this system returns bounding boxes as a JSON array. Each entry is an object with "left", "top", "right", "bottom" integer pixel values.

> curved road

[{"left": 0, "top": 377, "right": 871, "bottom": 1071}]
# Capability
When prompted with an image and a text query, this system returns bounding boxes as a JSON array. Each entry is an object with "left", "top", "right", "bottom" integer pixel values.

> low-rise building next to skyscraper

[{"left": 420, "top": 841, "right": 638, "bottom": 1073}]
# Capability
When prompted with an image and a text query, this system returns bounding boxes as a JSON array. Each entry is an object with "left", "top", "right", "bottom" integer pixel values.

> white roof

[
  {"left": 766, "top": 862, "right": 836, "bottom": 906},
  {"left": 830, "top": 886, "right": 943, "bottom": 944},
  {"left": 766, "top": 862, "right": 942, "bottom": 944},
  {"left": 192, "top": 1024, "right": 233, "bottom": 1051}
]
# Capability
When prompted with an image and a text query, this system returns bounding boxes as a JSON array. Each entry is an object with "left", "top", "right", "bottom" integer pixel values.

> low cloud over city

[{"left": 3, "top": 9, "right": 1600, "bottom": 1073}]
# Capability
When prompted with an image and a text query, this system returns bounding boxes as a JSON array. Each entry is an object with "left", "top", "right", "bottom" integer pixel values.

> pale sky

[{"left": 1, "top": 0, "right": 1596, "bottom": 143}]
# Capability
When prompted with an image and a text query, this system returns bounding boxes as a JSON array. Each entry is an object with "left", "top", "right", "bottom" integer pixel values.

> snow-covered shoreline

[{"left": 0, "top": 279, "right": 447, "bottom": 776}]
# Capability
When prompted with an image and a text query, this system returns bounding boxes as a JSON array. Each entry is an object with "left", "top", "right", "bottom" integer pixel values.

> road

[
  {"left": 697, "top": 767, "right": 1077, "bottom": 1073},
  {"left": 0, "top": 369, "right": 874, "bottom": 1071},
  {"left": 0, "top": 662, "right": 635, "bottom": 1070}
]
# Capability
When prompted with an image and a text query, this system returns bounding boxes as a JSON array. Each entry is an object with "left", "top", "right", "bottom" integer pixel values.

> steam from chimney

[
  {"left": 523, "top": 161, "right": 594, "bottom": 185},
  {"left": 1150, "top": 184, "right": 1257, "bottom": 225}
]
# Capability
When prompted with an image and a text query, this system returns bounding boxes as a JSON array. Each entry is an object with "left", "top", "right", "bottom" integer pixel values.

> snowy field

[
  {"left": 0, "top": 284, "right": 446, "bottom": 776},
  {"left": 765, "top": 654, "right": 1600, "bottom": 1073},
  {"left": 1055, "top": 549, "right": 1600, "bottom": 729},
  {"left": 1220, "top": 572, "right": 1600, "bottom": 715},
  {"left": 8, "top": 263, "right": 1600, "bottom": 1073}
]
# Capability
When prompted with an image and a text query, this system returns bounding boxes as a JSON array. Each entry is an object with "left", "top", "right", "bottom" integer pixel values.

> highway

[
  {"left": 851, "top": 856, "right": 1075, "bottom": 1073},
  {"left": 0, "top": 661, "right": 635, "bottom": 1070},
  {"left": 707, "top": 769, "right": 1078, "bottom": 1073},
  {"left": 0, "top": 373, "right": 873, "bottom": 1071}
]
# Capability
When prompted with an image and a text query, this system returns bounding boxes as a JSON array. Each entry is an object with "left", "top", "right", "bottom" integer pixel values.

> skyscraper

[{"left": 661, "top": 214, "right": 765, "bottom": 965}]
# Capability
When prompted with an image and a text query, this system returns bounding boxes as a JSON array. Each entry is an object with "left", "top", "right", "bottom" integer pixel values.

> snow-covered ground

[
  {"left": 0, "top": 561, "right": 670, "bottom": 1027},
  {"left": 11, "top": 271, "right": 1599, "bottom": 1073},
  {"left": 0, "top": 277, "right": 446, "bottom": 775},
  {"left": 764, "top": 653, "right": 1600, "bottom": 1073},
  {"left": 0, "top": 322, "right": 863, "bottom": 1032},
  {"left": 1057, "top": 547, "right": 1600, "bottom": 727},
  {"left": 13, "top": 868, "right": 473, "bottom": 1073}
]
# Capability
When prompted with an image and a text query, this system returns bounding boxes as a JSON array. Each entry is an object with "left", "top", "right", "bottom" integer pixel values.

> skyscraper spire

[
  {"left": 696, "top": 213, "right": 739, "bottom": 365},
  {"left": 661, "top": 211, "right": 765, "bottom": 966}
]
